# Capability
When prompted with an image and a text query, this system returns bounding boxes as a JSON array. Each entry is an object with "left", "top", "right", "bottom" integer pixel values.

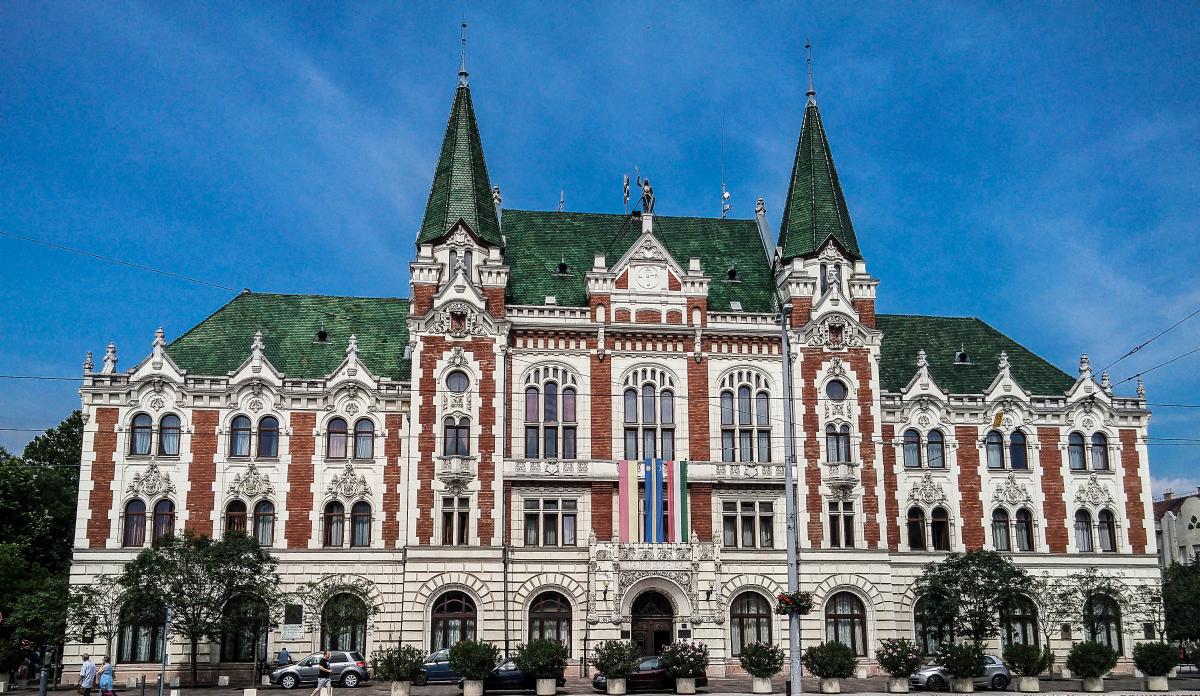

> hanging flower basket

[{"left": 775, "top": 591, "right": 814, "bottom": 616}]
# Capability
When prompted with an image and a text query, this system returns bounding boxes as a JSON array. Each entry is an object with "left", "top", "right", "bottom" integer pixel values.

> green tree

[
  {"left": 1057, "top": 567, "right": 1129, "bottom": 641},
  {"left": 119, "top": 530, "right": 281, "bottom": 686},
  {"left": 66, "top": 575, "right": 126, "bottom": 661},
  {"left": 1164, "top": 558, "right": 1200, "bottom": 642},
  {"left": 912, "top": 549, "right": 1032, "bottom": 645}
]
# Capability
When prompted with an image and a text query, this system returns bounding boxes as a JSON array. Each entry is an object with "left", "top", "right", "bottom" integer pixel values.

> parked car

[
  {"left": 592, "top": 656, "right": 709, "bottom": 692},
  {"left": 417, "top": 649, "right": 460, "bottom": 685},
  {"left": 910, "top": 654, "right": 1010, "bottom": 691},
  {"left": 270, "top": 651, "right": 370, "bottom": 689},
  {"left": 457, "top": 660, "right": 567, "bottom": 692}
]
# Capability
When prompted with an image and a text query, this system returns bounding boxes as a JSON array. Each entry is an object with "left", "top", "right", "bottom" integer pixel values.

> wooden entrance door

[{"left": 630, "top": 591, "right": 674, "bottom": 656}]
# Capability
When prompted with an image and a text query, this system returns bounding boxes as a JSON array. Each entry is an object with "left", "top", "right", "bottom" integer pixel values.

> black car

[
  {"left": 270, "top": 651, "right": 371, "bottom": 689},
  {"left": 592, "top": 657, "right": 708, "bottom": 692},
  {"left": 459, "top": 660, "right": 567, "bottom": 692}
]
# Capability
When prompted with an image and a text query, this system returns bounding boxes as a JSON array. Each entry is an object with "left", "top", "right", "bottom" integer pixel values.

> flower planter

[
  {"left": 819, "top": 677, "right": 841, "bottom": 694},
  {"left": 390, "top": 681, "right": 412, "bottom": 696},
  {"left": 605, "top": 678, "right": 627, "bottom": 695},
  {"left": 675, "top": 677, "right": 696, "bottom": 694},
  {"left": 463, "top": 679, "right": 484, "bottom": 696},
  {"left": 1081, "top": 676, "right": 1104, "bottom": 692},
  {"left": 950, "top": 677, "right": 974, "bottom": 692},
  {"left": 1144, "top": 676, "right": 1168, "bottom": 692},
  {"left": 886, "top": 677, "right": 910, "bottom": 693},
  {"left": 536, "top": 678, "right": 557, "bottom": 695},
  {"left": 752, "top": 676, "right": 773, "bottom": 694},
  {"left": 1015, "top": 676, "right": 1040, "bottom": 693}
]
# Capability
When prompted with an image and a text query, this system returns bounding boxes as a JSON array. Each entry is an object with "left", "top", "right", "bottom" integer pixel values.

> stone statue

[{"left": 637, "top": 175, "right": 655, "bottom": 214}]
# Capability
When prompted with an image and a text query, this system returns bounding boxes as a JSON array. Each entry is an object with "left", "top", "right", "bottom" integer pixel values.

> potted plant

[
  {"left": 875, "top": 638, "right": 924, "bottom": 693},
  {"left": 775, "top": 591, "right": 815, "bottom": 616},
  {"left": 800, "top": 642, "right": 857, "bottom": 694},
  {"left": 1002, "top": 644, "right": 1051, "bottom": 693},
  {"left": 935, "top": 643, "right": 985, "bottom": 693},
  {"left": 659, "top": 641, "right": 710, "bottom": 695},
  {"left": 1066, "top": 641, "right": 1118, "bottom": 693},
  {"left": 1132, "top": 642, "right": 1177, "bottom": 692},
  {"left": 514, "top": 638, "right": 568, "bottom": 696},
  {"left": 449, "top": 640, "right": 501, "bottom": 696},
  {"left": 739, "top": 642, "right": 784, "bottom": 694},
  {"left": 592, "top": 641, "right": 641, "bottom": 695},
  {"left": 371, "top": 645, "right": 426, "bottom": 696}
]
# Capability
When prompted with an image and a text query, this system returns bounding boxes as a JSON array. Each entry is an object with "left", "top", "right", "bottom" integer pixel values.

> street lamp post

[{"left": 779, "top": 305, "right": 802, "bottom": 694}]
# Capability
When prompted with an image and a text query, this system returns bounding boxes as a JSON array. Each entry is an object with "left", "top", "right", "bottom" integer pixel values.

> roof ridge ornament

[
  {"left": 1100, "top": 371, "right": 1113, "bottom": 396},
  {"left": 458, "top": 21, "right": 469, "bottom": 87},
  {"left": 805, "top": 38, "right": 816, "bottom": 105},
  {"left": 1137, "top": 377, "right": 1146, "bottom": 399},
  {"left": 101, "top": 343, "right": 118, "bottom": 374},
  {"left": 998, "top": 350, "right": 1010, "bottom": 375},
  {"left": 151, "top": 327, "right": 166, "bottom": 370},
  {"left": 83, "top": 351, "right": 94, "bottom": 375},
  {"left": 250, "top": 330, "right": 265, "bottom": 373},
  {"left": 1079, "top": 353, "right": 1093, "bottom": 380}
]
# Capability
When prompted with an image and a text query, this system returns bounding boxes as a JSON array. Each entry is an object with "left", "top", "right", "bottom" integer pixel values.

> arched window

[
  {"left": 353, "top": 419, "right": 374, "bottom": 459},
  {"left": 123, "top": 499, "right": 147, "bottom": 547},
  {"left": 622, "top": 368, "right": 677, "bottom": 460},
  {"left": 903, "top": 430, "right": 922, "bottom": 468},
  {"left": 1091, "top": 433, "right": 1110, "bottom": 470},
  {"left": 1075, "top": 510, "right": 1095, "bottom": 552},
  {"left": 158, "top": 415, "right": 181, "bottom": 456},
  {"left": 221, "top": 595, "right": 268, "bottom": 662},
  {"left": 225, "top": 500, "right": 248, "bottom": 536},
  {"left": 1009, "top": 431, "right": 1028, "bottom": 470},
  {"left": 992, "top": 509, "right": 1011, "bottom": 552},
  {"left": 826, "top": 424, "right": 851, "bottom": 463},
  {"left": 230, "top": 415, "right": 252, "bottom": 458},
  {"left": 324, "top": 501, "right": 345, "bottom": 547},
  {"left": 253, "top": 501, "right": 275, "bottom": 546},
  {"left": 907, "top": 508, "right": 927, "bottom": 550},
  {"left": 927, "top": 430, "right": 946, "bottom": 469},
  {"left": 326, "top": 418, "right": 348, "bottom": 459},
  {"left": 152, "top": 500, "right": 175, "bottom": 541},
  {"left": 321, "top": 593, "right": 367, "bottom": 652},
  {"left": 719, "top": 373, "right": 772, "bottom": 463},
  {"left": 825, "top": 592, "right": 867, "bottom": 656},
  {"left": 1001, "top": 596, "right": 1039, "bottom": 648},
  {"left": 1097, "top": 510, "right": 1117, "bottom": 552},
  {"left": 117, "top": 603, "right": 164, "bottom": 663},
  {"left": 914, "top": 596, "right": 950, "bottom": 655},
  {"left": 528, "top": 592, "right": 571, "bottom": 651},
  {"left": 1068, "top": 432, "right": 1087, "bottom": 470},
  {"left": 1015, "top": 509, "right": 1034, "bottom": 552},
  {"left": 931, "top": 507, "right": 951, "bottom": 551},
  {"left": 431, "top": 591, "right": 477, "bottom": 651},
  {"left": 730, "top": 592, "right": 772, "bottom": 656},
  {"left": 130, "top": 414, "right": 152, "bottom": 456},
  {"left": 443, "top": 417, "right": 470, "bottom": 456},
  {"left": 257, "top": 416, "right": 279, "bottom": 458},
  {"left": 986, "top": 431, "right": 1005, "bottom": 469},
  {"left": 350, "top": 501, "right": 371, "bottom": 547},
  {"left": 523, "top": 366, "right": 580, "bottom": 460},
  {"left": 1085, "top": 594, "right": 1123, "bottom": 653}
]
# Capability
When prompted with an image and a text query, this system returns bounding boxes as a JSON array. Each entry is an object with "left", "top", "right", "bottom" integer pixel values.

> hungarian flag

[{"left": 618, "top": 459, "right": 688, "bottom": 543}]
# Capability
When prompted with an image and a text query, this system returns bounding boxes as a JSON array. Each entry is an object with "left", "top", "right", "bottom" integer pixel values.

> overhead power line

[
  {"left": 1098, "top": 304, "right": 1200, "bottom": 374},
  {"left": 1116, "top": 344, "right": 1200, "bottom": 386}
]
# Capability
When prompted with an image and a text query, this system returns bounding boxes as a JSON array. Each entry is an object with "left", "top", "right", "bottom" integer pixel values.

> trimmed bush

[
  {"left": 592, "top": 641, "right": 642, "bottom": 679},
  {"left": 1003, "top": 643, "right": 1051, "bottom": 677},
  {"left": 372, "top": 645, "right": 426, "bottom": 682},
  {"left": 449, "top": 640, "right": 501, "bottom": 681},
  {"left": 514, "top": 638, "right": 569, "bottom": 679},
  {"left": 1132, "top": 642, "right": 1178, "bottom": 677},
  {"left": 739, "top": 643, "right": 786, "bottom": 679},
  {"left": 875, "top": 638, "right": 925, "bottom": 678},
  {"left": 936, "top": 643, "right": 985, "bottom": 679},
  {"left": 659, "top": 642, "right": 710, "bottom": 678},
  {"left": 800, "top": 641, "right": 857, "bottom": 680},
  {"left": 1066, "top": 641, "right": 1119, "bottom": 680}
]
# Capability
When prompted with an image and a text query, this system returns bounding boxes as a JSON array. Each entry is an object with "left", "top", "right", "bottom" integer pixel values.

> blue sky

[{"left": 2, "top": 3, "right": 1198, "bottom": 494}]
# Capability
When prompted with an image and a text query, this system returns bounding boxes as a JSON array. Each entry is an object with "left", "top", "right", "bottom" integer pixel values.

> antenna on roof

[
  {"left": 805, "top": 38, "right": 816, "bottom": 105},
  {"left": 720, "top": 113, "right": 731, "bottom": 219},
  {"left": 458, "top": 20, "right": 469, "bottom": 87}
]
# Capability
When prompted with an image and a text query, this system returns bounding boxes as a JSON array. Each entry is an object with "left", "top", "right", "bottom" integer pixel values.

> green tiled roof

[
  {"left": 416, "top": 84, "right": 501, "bottom": 247},
  {"left": 778, "top": 102, "right": 861, "bottom": 261},
  {"left": 501, "top": 209, "right": 776, "bottom": 312},
  {"left": 876, "top": 314, "right": 1075, "bottom": 395},
  {"left": 167, "top": 293, "right": 411, "bottom": 380}
]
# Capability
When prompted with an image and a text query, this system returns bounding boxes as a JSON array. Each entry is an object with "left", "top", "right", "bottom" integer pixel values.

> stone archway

[{"left": 630, "top": 591, "right": 674, "bottom": 657}]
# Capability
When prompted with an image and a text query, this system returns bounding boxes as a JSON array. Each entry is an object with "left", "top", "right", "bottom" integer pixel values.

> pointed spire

[
  {"left": 458, "top": 21, "right": 469, "bottom": 87},
  {"left": 805, "top": 39, "right": 816, "bottom": 104}
]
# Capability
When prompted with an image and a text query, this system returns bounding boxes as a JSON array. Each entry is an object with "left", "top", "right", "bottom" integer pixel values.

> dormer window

[
  {"left": 954, "top": 347, "right": 971, "bottom": 364},
  {"left": 554, "top": 260, "right": 569, "bottom": 275},
  {"left": 315, "top": 329, "right": 330, "bottom": 344},
  {"left": 726, "top": 266, "right": 740, "bottom": 282}
]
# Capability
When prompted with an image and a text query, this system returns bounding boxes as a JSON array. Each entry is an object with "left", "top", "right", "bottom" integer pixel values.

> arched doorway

[{"left": 630, "top": 591, "right": 674, "bottom": 657}]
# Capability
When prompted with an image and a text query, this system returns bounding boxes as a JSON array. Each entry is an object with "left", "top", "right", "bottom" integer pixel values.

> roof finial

[
  {"left": 458, "top": 21, "right": 469, "bottom": 87},
  {"left": 805, "top": 38, "right": 816, "bottom": 105}
]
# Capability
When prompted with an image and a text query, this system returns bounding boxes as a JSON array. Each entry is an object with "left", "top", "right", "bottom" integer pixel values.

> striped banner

[
  {"left": 618, "top": 459, "right": 640, "bottom": 542},
  {"left": 667, "top": 460, "right": 689, "bottom": 543},
  {"left": 618, "top": 459, "right": 689, "bottom": 543}
]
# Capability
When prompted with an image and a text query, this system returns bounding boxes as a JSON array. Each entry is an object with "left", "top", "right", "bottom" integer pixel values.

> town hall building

[{"left": 65, "top": 51, "right": 1160, "bottom": 680}]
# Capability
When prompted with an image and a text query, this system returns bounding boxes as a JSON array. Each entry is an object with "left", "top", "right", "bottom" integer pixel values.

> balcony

[
  {"left": 822, "top": 460, "right": 860, "bottom": 486},
  {"left": 436, "top": 456, "right": 477, "bottom": 490}
]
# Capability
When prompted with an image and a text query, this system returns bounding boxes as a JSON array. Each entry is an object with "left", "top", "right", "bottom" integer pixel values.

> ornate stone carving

[
  {"left": 433, "top": 302, "right": 486, "bottom": 338},
  {"left": 447, "top": 346, "right": 468, "bottom": 368},
  {"left": 149, "top": 397, "right": 165, "bottom": 411},
  {"left": 827, "top": 357, "right": 847, "bottom": 378},
  {"left": 808, "top": 315, "right": 863, "bottom": 350},
  {"left": 907, "top": 472, "right": 948, "bottom": 505},
  {"left": 101, "top": 343, "right": 118, "bottom": 374},
  {"left": 127, "top": 460, "right": 175, "bottom": 497},
  {"left": 992, "top": 473, "right": 1032, "bottom": 506},
  {"left": 327, "top": 462, "right": 372, "bottom": 500},
  {"left": 817, "top": 242, "right": 842, "bottom": 263},
  {"left": 1074, "top": 474, "right": 1114, "bottom": 507},
  {"left": 345, "top": 402, "right": 360, "bottom": 415},
  {"left": 249, "top": 399, "right": 264, "bottom": 413},
  {"left": 635, "top": 239, "right": 663, "bottom": 261},
  {"left": 228, "top": 461, "right": 275, "bottom": 498},
  {"left": 83, "top": 351, "right": 94, "bottom": 374}
]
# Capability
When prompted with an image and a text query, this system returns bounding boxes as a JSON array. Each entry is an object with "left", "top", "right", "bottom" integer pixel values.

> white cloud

[{"left": 1151, "top": 476, "right": 1200, "bottom": 500}]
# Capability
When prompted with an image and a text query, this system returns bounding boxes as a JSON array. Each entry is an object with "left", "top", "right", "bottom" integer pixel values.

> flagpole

[{"left": 779, "top": 305, "right": 803, "bottom": 694}]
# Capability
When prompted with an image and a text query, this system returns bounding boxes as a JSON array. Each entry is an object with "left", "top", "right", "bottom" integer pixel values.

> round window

[
  {"left": 446, "top": 370, "right": 470, "bottom": 394},
  {"left": 825, "top": 380, "right": 848, "bottom": 401}
]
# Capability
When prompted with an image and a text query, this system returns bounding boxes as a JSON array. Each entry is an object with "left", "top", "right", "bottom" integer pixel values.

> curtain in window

[{"left": 159, "top": 415, "right": 181, "bottom": 456}]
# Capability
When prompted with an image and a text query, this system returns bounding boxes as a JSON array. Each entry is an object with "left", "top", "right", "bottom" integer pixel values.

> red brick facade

[
  {"left": 1119, "top": 429, "right": 1149, "bottom": 554},
  {"left": 687, "top": 350, "right": 709, "bottom": 461},
  {"left": 689, "top": 482, "right": 713, "bottom": 542},
  {"left": 411, "top": 284, "right": 436, "bottom": 316},
  {"left": 86, "top": 407, "right": 119, "bottom": 547},
  {"left": 955, "top": 426, "right": 984, "bottom": 549},
  {"left": 851, "top": 299, "right": 875, "bottom": 328},
  {"left": 591, "top": 482, "right": 613, "bottom": 540},
  {"left": 285, "top": 412, "right": 316, "bottom": 549},
  {"left": 800, "top": 348, "right": 824, "bottom": 545},
  {"left": 635, "top": 309, "right": 661, "bottom": 324},
  {"left": 382, "top": 413, "right": 403, "bottom": 546},
  {"left": 1038, "top": 427, "right": 1068, "bottom": 553},
  {"left": 880, "top": 424, "right": 900, "bottom": 550},
  {"left": 589, "top": 344, "right": 612, "bottom": 460},
  {"left": 185, "top": 410, "right": 218, "bottom": 537},
  {"left": 848, "top": 352, "right": 881, "bottom": 546}
]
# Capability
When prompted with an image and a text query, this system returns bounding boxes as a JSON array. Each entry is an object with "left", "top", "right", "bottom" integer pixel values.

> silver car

[{"left": 910, "top": 655, "right": 1011, "bottom": 691}]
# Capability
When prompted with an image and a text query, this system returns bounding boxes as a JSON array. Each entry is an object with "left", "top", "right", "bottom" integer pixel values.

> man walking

[
  {"left": 308, "top": 651, "right": 332, "bottom": 696},
  {"left": 77, "top": 654, "right": 96, "bottom": 696},
  {"left": 278, "top": 647, "right": 290, "bottom": 667}
]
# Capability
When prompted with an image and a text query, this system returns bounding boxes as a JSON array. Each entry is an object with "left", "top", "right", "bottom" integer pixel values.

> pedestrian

[
  {"left": 98, "top": 657, "right": 114, "bottom": 696},
  {"left": 278, "top": 647, "right": 291, "bottom": 667},
  {"left": 308, "top": 651, "right": 332, "bottom": 696},
  {"left": 78, "top": 654, "right": 96, "bottom": 696}
]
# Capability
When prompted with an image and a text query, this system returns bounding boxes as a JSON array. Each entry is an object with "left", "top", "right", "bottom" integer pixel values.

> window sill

[{"left": 1070, "top": 468, "right": 1114, "bottom": 475}]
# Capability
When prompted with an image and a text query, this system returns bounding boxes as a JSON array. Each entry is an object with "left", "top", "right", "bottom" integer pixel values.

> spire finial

[
  {"left": 458, "top": 21, "right": 469, "bottom": 86},
  {"left": 805, "top": 38, "right": 816, "bottom": 104}
]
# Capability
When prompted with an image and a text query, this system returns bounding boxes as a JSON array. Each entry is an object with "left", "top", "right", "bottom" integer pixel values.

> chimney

[{"left": 1163, "top": 490, "right": 1174, "bottom": 501}]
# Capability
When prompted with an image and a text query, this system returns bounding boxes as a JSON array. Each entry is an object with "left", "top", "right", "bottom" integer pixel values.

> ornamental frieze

[{"left": 126, "top": 460, "right": 176, "bottom": 498}]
